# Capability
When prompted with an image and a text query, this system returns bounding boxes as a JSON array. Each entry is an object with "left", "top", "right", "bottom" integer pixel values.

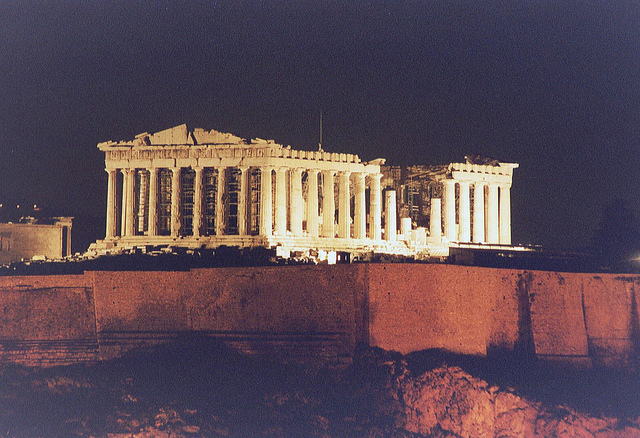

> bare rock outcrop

[{"left": 393, "top": 364, "right": 640, "bottom": 438}]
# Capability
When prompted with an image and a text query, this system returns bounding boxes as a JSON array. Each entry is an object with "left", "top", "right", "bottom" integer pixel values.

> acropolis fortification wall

[{"left": 0, "top": 265, "right": 637, "bottom": 369}]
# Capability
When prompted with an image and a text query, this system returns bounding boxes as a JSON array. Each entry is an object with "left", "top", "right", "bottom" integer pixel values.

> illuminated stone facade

[
  {"left": 93, "top": 125, "right": 518, "bottom": 258},
  {"left": 0, "top": 217, "right": 72, "bottom": 264},
  {"left": 382, "top": 159, "right": 518, "bottom": 246}
]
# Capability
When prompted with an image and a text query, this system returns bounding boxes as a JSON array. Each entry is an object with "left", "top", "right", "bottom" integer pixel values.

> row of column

[
  {"left": 441, "top": 180, "right": 512, "bottom": 245},
  {"left": 105, "top": 166, "right": 386, "bottom": 241}
]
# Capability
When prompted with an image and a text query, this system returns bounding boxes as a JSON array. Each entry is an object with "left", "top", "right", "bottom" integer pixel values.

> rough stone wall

[
  {"left": 365, "top": 265, "right": 640, "bottom": 369},
  {"left": 0, "top": 274, "right": 96, "bottom": 366},
  {"left": 88, "top": 265, "right": 365, "bottom": 363},
  {"left": 581, "top": 275, "right": 640, "bottom": 368},
  {"left": 366, "top": 264, "right": 495, "bottom": 356},
  {"left": 0, "top": 265, "right": 639, "bottom": 368}
]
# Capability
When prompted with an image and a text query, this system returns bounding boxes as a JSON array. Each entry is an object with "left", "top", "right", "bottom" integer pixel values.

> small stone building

[{"left": 0, "top": 217, "right": 73, "bottom": 264}]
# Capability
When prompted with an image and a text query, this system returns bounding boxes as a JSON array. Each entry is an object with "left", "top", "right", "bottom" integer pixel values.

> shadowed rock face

[
  {"left": 398, "top": 365, "right": 640, "bottom": 438},
  {"left": 1, "top": 342, "right": 639, "bottom": 437}
]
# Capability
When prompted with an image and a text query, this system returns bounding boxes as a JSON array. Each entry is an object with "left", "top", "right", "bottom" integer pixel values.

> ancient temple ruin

[{"left": 92, "top": 124, "right": 519, "bottom": 260}]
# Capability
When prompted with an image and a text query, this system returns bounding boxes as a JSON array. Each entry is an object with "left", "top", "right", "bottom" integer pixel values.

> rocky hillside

[{"left": 1, "top": 341, "right": 639, "bottom": 437}]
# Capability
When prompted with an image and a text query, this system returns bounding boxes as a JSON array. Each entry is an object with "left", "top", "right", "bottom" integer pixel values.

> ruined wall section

[
  {"left": 0, "top": 223, "right": 67, "bottom": 265},
  {"left": 0, "top": 265, "right": 639, "bottom": 369},
  {"left": 365, "top": 265, "right": 640, "bottom": 369},
  {"left": 366, "top": 264, "right": 495, "bottom": 356},
  {"left": 0, "top": 275, "right": 97, "bottom": 366},
  {"left": 88, "top": 265, "right": 366, "bottom": 363},
  {"left": 581, "top": 275, "right": 640, "bottom": 368}
]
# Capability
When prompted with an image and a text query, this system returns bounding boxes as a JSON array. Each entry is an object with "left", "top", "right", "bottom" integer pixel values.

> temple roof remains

[{"left": 98, "top": 124, "right": 278, "bottom": 148}]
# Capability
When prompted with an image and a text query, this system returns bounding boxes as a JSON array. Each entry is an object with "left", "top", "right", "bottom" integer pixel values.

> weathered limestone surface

[
  {"left": 366, "top": 264, "right": 492, "bottom": 356},
  {"left": 0, "top": 274, "right": 96, "bottom": 366},
  {"left": 0, "top": 219, "right": 72, "bottom": 265},
  {"left": 0, "top": 265, "right": 639, "bottom": 368}
]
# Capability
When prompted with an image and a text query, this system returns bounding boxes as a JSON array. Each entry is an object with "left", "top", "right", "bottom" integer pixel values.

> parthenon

[{"left": 93, "top": 124, "right": 518, "bottom": 260}]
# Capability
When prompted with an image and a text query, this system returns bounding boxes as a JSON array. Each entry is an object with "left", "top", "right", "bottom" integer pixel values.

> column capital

[
  {"left": 370, "top": 172, "right": 382, "bottom": 181},
  {"left": 499, "top": 182, "right": 512, "bottom": 189}
]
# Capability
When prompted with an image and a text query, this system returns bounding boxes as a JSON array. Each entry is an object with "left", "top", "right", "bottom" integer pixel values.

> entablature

[{"left": 105, "top": 155, "right": 381, "bottom": 175}]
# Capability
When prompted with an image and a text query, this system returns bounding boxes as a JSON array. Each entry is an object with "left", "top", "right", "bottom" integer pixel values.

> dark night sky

[{"left": 1, "top": 1, "right": 638, "bottom": 250}]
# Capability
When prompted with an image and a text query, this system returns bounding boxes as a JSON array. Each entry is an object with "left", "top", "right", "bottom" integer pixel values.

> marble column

[
  {"left": 458, "top": 181, "right": 471, "bottom": 242},
  {"left": 338, "top": 171, "right": 351, "bottom": 238},
  {"left": 354, "top": 172, "right": 366, "bottom": 239},
  {"left": 322, "top": 170, "right": 335, "bottom": 238},
  {"left": 486, "top": 183, "right": 499, "bottom": 244},
  {"left": 148, "top": 168, "right": 158, "bottom": 237},
  {"left": 137, "top": 170, "right": 148, "bottom": 234},
  {"left": 105, "top": 169, "right": 117, "bottom": 239},
  {"left": 499, "top": 184, "right": 512, "bottom": 245},
  {"left": 472, "top": 182, "right": 485, "bottom": 243},
  {"left": 171, "top": 167, "right": 181, "bottom": 237},
  {"left": 275, "top": 167, "right": 287, "bottom": 235},
  {"left": 238, "top": 167, "right": 249, "bottom": 235},
  {"left": 306, "top": 170, "right": 319, "bottom": 237},
  {"left": 215, "top": 167, "right": 225, "bottom": 236},
  {"left": 385, "top": 190, "right": 397, "bottom": 241},
  {"left": 120, "top": 169, "right": 129, "bottom": 237},
  {"left": 290, "top": 168, "right": 303, "bottom": 236},
  {"left": 370, "top": 173, "right": 382, "bottom": 240},
  {"left": 260, "top": 167, "right": 273, "bottom": 236},
  {"left": 124, "top": 169, "right": 136, "bottom": 237},
  {"left": 192, "top": 167, "right": 203, "bottom": 238},
  {"left": 443, "top": 180, "right": 456, "bottom": 242},
  {"left": 430, "top": 198, "right": 442, "bottom": 242}
]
